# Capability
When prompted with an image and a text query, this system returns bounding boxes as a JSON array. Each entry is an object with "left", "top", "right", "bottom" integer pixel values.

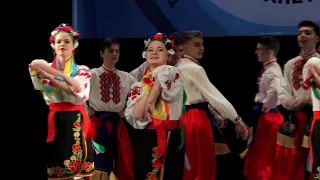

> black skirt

[
  {"left": 46, "top": 110, "right": 94, "bottom": 179},
  {"left": 311, "top": 120, "right": 320, "bottom": 175},
  {"left": 131, "top": 128, "right": 184, "bottom": 180}
]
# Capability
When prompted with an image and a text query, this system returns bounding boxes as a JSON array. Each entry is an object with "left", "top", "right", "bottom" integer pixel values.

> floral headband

[
  {"left": 49, "top": 23, "right": 80, "bottom": 49},
  {"left": 142, "top": 33, "right": 175, "bottom": 58}
]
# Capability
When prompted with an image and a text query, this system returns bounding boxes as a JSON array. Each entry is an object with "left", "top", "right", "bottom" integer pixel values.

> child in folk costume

[
  {"left": 125, "top": 33, "right": 185, "bottom": 180},
  {"left": 276, "top": 20, "right": 320, "bottom": 180},
  {"left": 178, "top": 30, "right": 249, "bottom": 180},
  {"left": 129, "top": 32, "right": 185, "bottom": 81},
  {"left": 303, "top": 57, "right": 320, "bottom": 179},
  {"left": 28, "top": 23, "right": 94, "bottom": 179},
  {"left": 86, "top": 38, "right": 136, "bottom": 180},
  {"left": 242, "top": 36, "right": 284, "bottom": 180}
]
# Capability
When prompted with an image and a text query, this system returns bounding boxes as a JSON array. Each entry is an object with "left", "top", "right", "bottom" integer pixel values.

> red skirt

[
  {"left": 243, "top": 111, "right": 283, "bottom": 180},
  {"left": 90, "top": 115, "right": 134, "bottom": 180},
  {"left": 272, "top": 111, "right": 310, "bottom": 180},
  {"left": 182, "top": 106, "right": 216, "bottom": 180}
]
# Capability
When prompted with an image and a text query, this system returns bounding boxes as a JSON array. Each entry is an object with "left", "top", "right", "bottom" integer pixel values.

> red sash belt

[
  {"left": 314, "top": 111, "right": 320, "bottom": 120},
  {"left": 46, "top": 102, "right": 91, "bottom": 142},
  {"left": 147, "top": 118, "right": 180, "bottom": 167}
]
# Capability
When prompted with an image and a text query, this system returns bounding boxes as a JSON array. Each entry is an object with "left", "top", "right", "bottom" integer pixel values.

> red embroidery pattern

[
  {"left": 77, "top": 66, "right": 92, "bottom": 79},
  {"left": 72, "top": 66, "right": 91, "bottom": 95},
  {"left": 292, "top": 59, "right": 309, "bottom": 91},
  {"left": 184, "top": 55, "right": 200, "bottom": 65},
  {"left": 42, "top": 79, "right": 54, "bottom": 86},
  {"left": 165, "top": 72, "right": 180, "bottom": 90},
  {"left": 99, "top": 69, "right": 121, "bottom": 104},
  {"left": 175, "top": 73, "right": 179, "bottom": 80},
  {"left": 47, "top": 113, "right": 94, "bottom": 177},
  {"left": 128, "top": 86, "right": 141, "bottom": 101}
]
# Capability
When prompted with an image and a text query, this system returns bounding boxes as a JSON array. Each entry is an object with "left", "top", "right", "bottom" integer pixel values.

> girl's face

[{"left": 146, "top": 40, "right": 169, "bottom": 68}]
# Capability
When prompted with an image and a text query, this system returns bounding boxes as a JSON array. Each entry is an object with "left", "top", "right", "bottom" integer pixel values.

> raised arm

[
  {"left": 30, "top": 59, "right": 81, "bottom": 92},
  {"left": 189, "top": 66, "right": 239, "bottom": 124}
]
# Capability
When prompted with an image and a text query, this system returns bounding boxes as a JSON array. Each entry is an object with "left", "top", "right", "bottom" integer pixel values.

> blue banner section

[{"left": 72, "top": 0, "right": 320, "bottom": 39}]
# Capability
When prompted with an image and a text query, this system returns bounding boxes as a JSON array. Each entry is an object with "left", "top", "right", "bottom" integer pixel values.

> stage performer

[
  {"left": 275, "top": 20, "right": 320, "bottom": 180},
  {"left": 125, "top": 33, "right": 185, "bottom": 180},
  {"left": 242, "top": 36, "right": 284, "bottom": 180},
  {"left": 28, "top": 23, "right": 95, "bottom": 179},
  {"left": 86, "top": 38, "right": 136, "bottom": 180},
  {"left": 178, "top": 30, "right": 249, "bottom": 180},
  {"left": 130, "top": 32, "right": 185, "bottom": 81},
  {"left": 303, "top": 57, "right": 320, "bottom": 179}
]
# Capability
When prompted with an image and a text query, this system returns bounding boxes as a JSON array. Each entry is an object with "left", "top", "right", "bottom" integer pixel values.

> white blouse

[
  {"left": 179, "top": 58, "right": 239, "bottom": 124},
  {"left": 254, "top": 61, "right": 282, "bottom": 109},
  {"left": 125, "top": 65, "right": 184, "bottom": 129},
  {"left": 29, "top": 61, "right": 91, "bottom": 105}
]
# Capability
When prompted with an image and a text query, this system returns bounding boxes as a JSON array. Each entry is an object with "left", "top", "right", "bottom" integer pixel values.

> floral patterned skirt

[
  {"left": 130, "top": 129, "right": 184, "bottom": 180},
  {"left": 46, "top": 110, "right": 95, "bottom": 179}
]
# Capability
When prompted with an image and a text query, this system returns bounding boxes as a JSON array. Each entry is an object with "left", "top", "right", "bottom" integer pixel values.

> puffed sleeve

[
  {"left": 129, "top": 61, "right": 149, "bottom": 81},
  {"left": 152, "top": 65, "right": 184, "bottom": 102},
  {"left": 28, "top": 59, "right": 49, "bottom": 90},
  {"left": 279, "top": 61, "right": 295, "bottom": 106},
  {"left": 124, "top": 82, "right": 149, "bottom": 129},
  {"left": 67, "top": 65, "right": 92, "bottom": 103},
  {"left": 127, "top": 73, "right": 138, "bottom": 88},
  {"left": 29, "top": 68, "right": 41, "bottom": 90},
  {"left": 303, "top": 57, "right": 320, "bottom": 87}
]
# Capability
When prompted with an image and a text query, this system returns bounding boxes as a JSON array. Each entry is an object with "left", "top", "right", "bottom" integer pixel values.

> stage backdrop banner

[{"left": 72, "top": 0, "right": 320, "bottom": 39}]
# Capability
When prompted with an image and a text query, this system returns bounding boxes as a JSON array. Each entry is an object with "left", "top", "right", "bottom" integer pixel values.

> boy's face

[{"left": 297, "top": 26, "right": 319, "bottom": 48}]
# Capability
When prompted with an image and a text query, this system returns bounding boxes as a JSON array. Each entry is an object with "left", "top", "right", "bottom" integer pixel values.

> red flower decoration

[
  {"left": 147, "top": 172, "right": 158, "bottom": 180},
  {"left": 59, "top": 26, "right": 73, "bottom": 32},
  {"left": 73, "top": 33, "right": 80, "bottom": 40},
  {"left": 50, "top": 24, "right": 80, "bottom": 44},
  {"left": 49, "top": 36, "right": 54, "bottom": 43},
  {"left": 171, "top": 39, "right": 175, "bottom": 49},
  {"left": 318, "top": 45, "right": 320, "bottom": 53},
  {"left": 72, "top": 144, "right": 82, "bottom": 152},
  {"left": 73, "top": 122, "right": 81, "bottom": 128},
  {"left": 153, "top": 33, "right": 163, "bottom": 40},
  {"left": 153, "top": 158, "right": 162, "bottom": 168}
]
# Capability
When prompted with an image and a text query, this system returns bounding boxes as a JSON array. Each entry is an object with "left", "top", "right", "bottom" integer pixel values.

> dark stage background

[{"left": 23, "top": 2, "right": 311, "bottom": 180}]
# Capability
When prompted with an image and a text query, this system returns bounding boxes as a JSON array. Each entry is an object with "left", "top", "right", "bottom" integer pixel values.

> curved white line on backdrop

[{"left": 210, "top": 0, "right": 320, "bottom": 26}]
